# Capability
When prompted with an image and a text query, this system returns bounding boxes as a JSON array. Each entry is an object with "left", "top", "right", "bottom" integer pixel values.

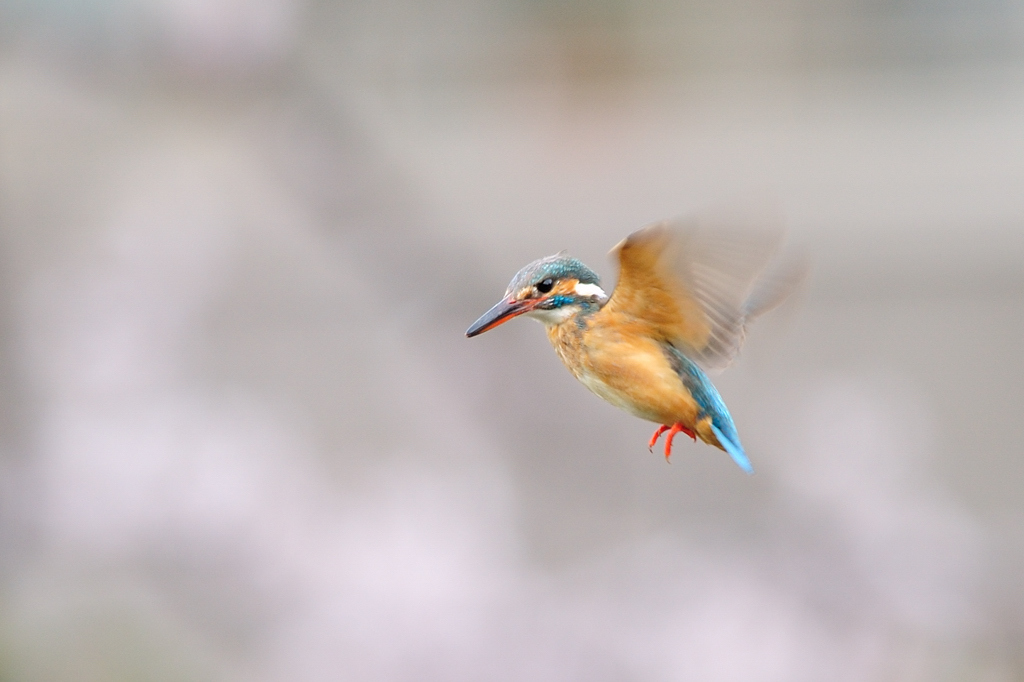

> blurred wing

[{"left": 602, "top": 211, "right": 802, "bottom": 371}]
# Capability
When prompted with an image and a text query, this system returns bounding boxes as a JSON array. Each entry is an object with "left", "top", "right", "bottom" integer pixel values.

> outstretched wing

[{"left": 599, "top": 211, "right": 802, "bottom": 372}]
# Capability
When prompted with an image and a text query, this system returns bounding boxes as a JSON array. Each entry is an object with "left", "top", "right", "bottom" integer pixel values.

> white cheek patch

[{"left": 573, "top": 282, "right": 608, "bottom": 301}]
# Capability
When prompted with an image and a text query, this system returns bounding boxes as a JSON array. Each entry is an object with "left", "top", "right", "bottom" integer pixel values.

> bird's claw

[
  {"left": 648, "top": 423, "right": 695, "bottom": 461},
  {"left": 647, "top": 425, "right": 671, "bottom": 452}
]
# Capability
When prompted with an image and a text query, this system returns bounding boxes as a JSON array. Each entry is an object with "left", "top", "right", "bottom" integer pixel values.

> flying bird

[{"left": 465, "top": 215, "right": 801, "bottom": 473}]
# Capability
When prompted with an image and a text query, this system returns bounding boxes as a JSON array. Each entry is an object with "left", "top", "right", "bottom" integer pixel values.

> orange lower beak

[{"left": 465, "top": 297, "right": 539, "bottom": 337}]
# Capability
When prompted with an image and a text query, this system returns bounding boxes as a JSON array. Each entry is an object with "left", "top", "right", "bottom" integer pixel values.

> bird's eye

[{"left": 536, "top": 278, "right": 554, "bottom": 294}]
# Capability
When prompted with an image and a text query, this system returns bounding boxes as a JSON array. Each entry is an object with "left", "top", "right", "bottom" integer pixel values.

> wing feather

[{"left": 599, "top": 210, "right": 802, "bottom": 371}]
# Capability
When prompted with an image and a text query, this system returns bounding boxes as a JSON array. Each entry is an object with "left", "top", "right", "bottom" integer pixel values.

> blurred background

[{"left": 1, "top": 0, "right": 1023, "bottom": 680}]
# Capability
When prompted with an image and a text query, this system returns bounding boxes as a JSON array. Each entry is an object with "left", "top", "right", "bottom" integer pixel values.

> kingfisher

[{"left": 465, "top": 217, "right": 799, "bottom": 473}]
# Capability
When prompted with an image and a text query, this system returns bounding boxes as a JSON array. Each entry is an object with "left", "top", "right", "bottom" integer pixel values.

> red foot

[
  {"left": 663, "top": 423, "right": 697, "bottom": 462},
  {"left": 648, "top": 423, "right": 696, "bottom": 461},
  {"left": 647, "top": 425, "right": 671, "bottom": 451}
]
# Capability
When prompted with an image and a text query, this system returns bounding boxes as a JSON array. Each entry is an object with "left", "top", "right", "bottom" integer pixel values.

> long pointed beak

[{"left": 465, "top": 297, "right": 539, "bottom": 337}]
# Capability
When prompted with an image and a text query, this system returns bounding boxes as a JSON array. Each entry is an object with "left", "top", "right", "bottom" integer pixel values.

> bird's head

[{"left": 466, "top": 254, "right": 607, "bottom": 337}]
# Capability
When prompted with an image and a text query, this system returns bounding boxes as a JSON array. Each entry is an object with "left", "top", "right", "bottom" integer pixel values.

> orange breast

[{"left": 546, "top": 314, "right": 700, "bottom": 428}]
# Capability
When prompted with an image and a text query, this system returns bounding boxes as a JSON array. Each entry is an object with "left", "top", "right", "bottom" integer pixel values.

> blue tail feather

[
  {"left": 662, "top": 344, "right": 754, "bottom": 474},
  {"left": 710, "top": 423, "right": 753, "bottom": 474}
]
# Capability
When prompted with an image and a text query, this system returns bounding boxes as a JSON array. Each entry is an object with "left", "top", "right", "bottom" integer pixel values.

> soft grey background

[{"left": 0, "top": 1, "right": 1022, "bottom": 680}]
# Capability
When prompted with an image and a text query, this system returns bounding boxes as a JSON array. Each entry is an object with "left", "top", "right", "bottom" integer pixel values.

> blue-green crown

[{"left": 505, "top": 254, "right": 601, "bottom": 294}]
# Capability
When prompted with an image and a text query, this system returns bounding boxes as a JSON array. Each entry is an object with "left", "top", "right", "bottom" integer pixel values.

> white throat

[{"left": 526, "top": 306, "right": 577, "bottom": 326}]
